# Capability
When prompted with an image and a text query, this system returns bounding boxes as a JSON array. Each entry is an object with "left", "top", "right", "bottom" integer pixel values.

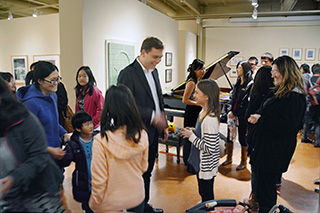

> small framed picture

[
  {"left": 279, "top": 48, "right": 289, "bottom": 56},
  {"left": 305, "top": 48, "right": 316, "bottom": 61},
  {"left": 33, "top": 54, "right": 61, "bottom": 72},
  {"left": 165, "top": 69, "right": 172, "bottom": 83},
  {"left": 292, "top": 48, "right": 302, "bottom": 61},
  {"left": 165, "top": 52, "right": 172, "bottom": 66},
  {"left": 230, "top": 68, "right": 237, "bottom": 77},
  {"left": 230, "top": 56, "right": 243, "bottom": 66},
  {"left": 11, "top": 55, "right": 28, "bottom": 83}
]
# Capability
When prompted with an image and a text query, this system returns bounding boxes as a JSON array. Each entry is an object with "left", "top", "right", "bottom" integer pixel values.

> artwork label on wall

[
  {"left": 305, "top": 48, "right": 315, "bottom": 61},
  {"left": 279, "top": 48, "right": 289, "bottom": 56},
  {"left": 165, "top": 52, "right": 172, "bottom": 66},
  {"left": 107, "top": 41, "right": 135, "bottom": 87},
  {"left": 165, "top": 69, "right": 172, "bottom": 83},
  {"left": 292, "top": 48, "right": 302, "bottom": 61},
  {"left": 11, "top": 55, "right": 28, "bottom": 82},
  {"left": 230, "top": 69, "right": 237, "bottom": 77},
  {"left": 33, "top": 55, "right": 60, "bottom": 72}
]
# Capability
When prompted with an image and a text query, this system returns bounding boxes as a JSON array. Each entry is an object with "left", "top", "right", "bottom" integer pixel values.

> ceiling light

[
  {"left": 252, "top": 8, "right": 258, "bottom": 19},
  {"left": 33, "top": 8, "right": 38, "bottom": 17},
  {"left": 8, "top": 11, "right": 13, "bottom": 20},
  {"left": 196, "top": 16, "right": 201, "bottom": 24},
  {"left": 252, "top": 0, "right": 258, "bottom": 7}
]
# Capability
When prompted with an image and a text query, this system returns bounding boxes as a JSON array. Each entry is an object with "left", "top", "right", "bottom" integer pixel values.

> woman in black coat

[
  {"left": 221, "top": 61, "right": 253, "bottom": 170},
  {"left": 247, "top": 56, "right": 306, "bottom": 213}
]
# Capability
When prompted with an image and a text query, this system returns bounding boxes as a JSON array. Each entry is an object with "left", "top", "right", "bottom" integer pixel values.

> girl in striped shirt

[{"left": 180, "top": 79, "right": 221, "bottom": 202}]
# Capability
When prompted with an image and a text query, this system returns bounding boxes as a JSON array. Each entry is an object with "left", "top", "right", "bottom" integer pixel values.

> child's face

[
  {"left": 81, "top": 121, "right": 94, "bottom": 135},
  {"left": 194, "top": 86, "right": 208, "bottom": 107},
  {"left": 77, "top": 70, "right": 89, "bottom": 87}
]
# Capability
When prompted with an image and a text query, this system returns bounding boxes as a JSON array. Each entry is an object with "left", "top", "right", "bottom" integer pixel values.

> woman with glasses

[
  {"left": 17, "top": 61, "right": 70, "bottom": 161},
  {"left": 75, "top": 66, "right": 104, "bottom": 131},
  {"left": 182, "top": 59, "right": 205, "bottom": 174},
  {"left": 247, "top": 56, "right": 306, "bottom": 212}
]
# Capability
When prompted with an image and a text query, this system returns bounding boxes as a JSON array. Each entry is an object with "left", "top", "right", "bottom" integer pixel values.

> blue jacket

[{"left": 16, "top": 84, "right": 67, "bottom": 148}]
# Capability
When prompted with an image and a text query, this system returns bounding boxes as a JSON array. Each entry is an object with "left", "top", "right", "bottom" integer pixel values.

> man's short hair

[
  {"left": 300, "top": 63, "right": 310, "bottom": 73},
  {"left": 248, "top": 56, "right": 258, "bottom": 65},
  {"left": 312, "top": 63, "right": 320, "bottom": 74},
  {"left": 261, "top": 52, "right": 274, "bottom": 62},
  {"left": 140, "top": 37, "right": 164, "bottom": 53}
]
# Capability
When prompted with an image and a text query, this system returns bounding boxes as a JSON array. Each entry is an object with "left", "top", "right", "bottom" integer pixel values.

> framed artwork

[
  {"left": 230, "top": 56, "right": 243, "bottom": 66},
  {"left": 319, "top": 48, "right": 320, "bottom": 61},
  {"left": 305, "top": 48, "right": 316, "bottom": 61},
  {"left": 230, "top": 68, "right": 237, "bottom": 77},
  {"left": 165, "top": 52, "right": 172, "bottom": 66},
  {"left": 33, "top": 54, "right": 60, "bottom": 72},
  {"left": 292, "top": 48, "right": 302, "bottom": 61},
  {"left": 11, "top": 55, "right": 28, "bottom": 83},
  {"left": 165, "top": 69, "right": 172, "bottom": 83},
  {"left": 279, "top": 48, "right": 289, "bottom": 56}
]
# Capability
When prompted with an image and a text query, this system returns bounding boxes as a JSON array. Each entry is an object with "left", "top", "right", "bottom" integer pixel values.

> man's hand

[
  {"left": 47, "top": 147, "right": 66, "bottom": 160},
  {"left": 0, "top": 176, "right": 14, "bottom": 199},
  {"left": 248, "top": 114, "right": 261, "bottom": 124},
  {"left": 152, "top": 112, "right": 167, "bottom": 133}
]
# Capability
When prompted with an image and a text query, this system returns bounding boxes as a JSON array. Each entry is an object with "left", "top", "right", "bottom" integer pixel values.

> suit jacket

[{"left": 117, "top": 59, "right": 165, "bottom": 144}]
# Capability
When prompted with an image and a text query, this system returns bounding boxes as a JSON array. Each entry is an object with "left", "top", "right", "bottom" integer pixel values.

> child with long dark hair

[
  {"left": 75, "top": 66, "right": 104, "bottom": 130},
  {"left": 180, "top": 79, "right": 221, "bottom": 202},
  {"left": 89, "top": 85, "right": 148, "bottom": 212}
]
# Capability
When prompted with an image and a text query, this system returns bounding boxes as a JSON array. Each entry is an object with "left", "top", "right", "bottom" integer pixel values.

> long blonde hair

[
  {"left": 273, "top": 56, "right": 306, "bottom": 98},
  {"left": 196, "top": 79, "right": 221, "bottom": 123}
]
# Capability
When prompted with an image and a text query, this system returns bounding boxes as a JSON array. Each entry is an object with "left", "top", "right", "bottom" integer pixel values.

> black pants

[
  {"left": 197, "top": 174, "right": 215, "bottom": 202},
  {"left": 256, "top": 169, "right": 281, "bottom": 213},
  {"left": 143, "top": 133, "right": 159, "bottom": 204}
]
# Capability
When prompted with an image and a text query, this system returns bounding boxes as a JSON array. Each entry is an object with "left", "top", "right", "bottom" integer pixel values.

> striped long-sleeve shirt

[{"left": 189, "top": 114, "right": 220, "bottom": 180}]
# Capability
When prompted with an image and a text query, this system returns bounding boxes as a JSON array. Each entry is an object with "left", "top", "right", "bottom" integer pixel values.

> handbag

[{"left": 63, "top": 105, "right": 74, "bottom": 133}]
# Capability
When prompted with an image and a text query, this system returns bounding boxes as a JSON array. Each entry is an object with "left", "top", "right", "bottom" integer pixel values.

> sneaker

[
  {"left": 243, "top": 198, "right": 259, "bottom": 211},
  {"left": 315, "top": 186, "right": 319, "bottom": 193}
]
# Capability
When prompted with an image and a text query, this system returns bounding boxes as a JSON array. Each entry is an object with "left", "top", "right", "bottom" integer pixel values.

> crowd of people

[{"left": 1, "top": 37, "right": 319, "bottom": 212}]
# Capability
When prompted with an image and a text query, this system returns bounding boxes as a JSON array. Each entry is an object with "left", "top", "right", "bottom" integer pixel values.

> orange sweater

[{"left": 89, "top": 127, "right": 148, "bottom": 211}]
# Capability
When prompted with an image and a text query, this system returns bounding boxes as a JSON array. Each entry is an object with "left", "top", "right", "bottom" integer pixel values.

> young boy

[{"left": 58, "top": 111, "right": 94, "bottom": 213}]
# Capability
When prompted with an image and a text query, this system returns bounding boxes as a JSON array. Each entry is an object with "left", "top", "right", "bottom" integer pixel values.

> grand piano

[
  {"left": 163, "top": 51, "right": 240, "bottom": 119},
  {"left": 160, "top": 51, "right": 240, "bottom": 162}
]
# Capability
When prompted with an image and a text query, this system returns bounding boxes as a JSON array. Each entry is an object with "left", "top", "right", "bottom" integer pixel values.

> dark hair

[
  {"left": 25, "top": 70, "right": 34, "bottom": 85},
  {"left": 71, "top": 110, "right": 92, "bottom": 132},
  {"left": 0, "top": 72, "right": 13, "bottom": 83},
  {"left": 140, "top": 37, "right": 164, "bottom": 53},
  {"left": 250, "top": 66, "right": 273, "bottom": 97},
  {"left": 311, "top": 63, "right": 320, "bottom": 74},
  {"left": 300, "top": 64, "right": 310, "bottom": 74},
  {"left": 236, "top": 61, "right": 253, "bottom": 84},
  {"left": 100, "top": 85, "right": 146, "bottom": 143},
  {"left": 186, "top": 59, "right": 205, "bottom": 84},
  {"left": 0, "top": 78, "right": 28, "bottom": 136},
  {"left": 196, "top": 79, "right": 221, "bottom": 123},
  {"left": 272, "top": 55, "right": 305, "bottom": 98},
  {"left": 30, "top": 61, "right": 39, "bottom": 71},
  {"left": 75, "top": 66, "right": 96, "bottom": 97},
  {"left": 248, "top": 56, "right": 258, "bottom": 65},
  {"left": 33, "top": 61, "right": 59, "bottom": 89},
  {"left": 261, "top": 52, "right": 274, "bottom": 62}
]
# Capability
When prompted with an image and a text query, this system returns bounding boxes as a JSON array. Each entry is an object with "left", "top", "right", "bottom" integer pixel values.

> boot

[
  {"left": 221, "top": 142, "right": 233, "bottom": 166},
  {"left": 236, "top": 146, "right": 247, "bottom": 170},
  {"left": 243, "top": 192, "right": 259, "bottom": 211}
]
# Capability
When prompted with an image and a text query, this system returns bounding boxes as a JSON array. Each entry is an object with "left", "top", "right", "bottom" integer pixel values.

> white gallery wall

[
  {"left": 81, "top": 0, "right": 179, "bottom": 95},
  {"left": 0, "top": 14, "right": 60, "bottom": 87}
]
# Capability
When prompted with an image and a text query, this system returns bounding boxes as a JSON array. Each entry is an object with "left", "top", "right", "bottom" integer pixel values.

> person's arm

[
  {"left": 92, "top": 86, "right": 105, "bottom": 127},
  {"left": 56, "top": 142, "right": 74, "bottom": 168},
  {"left": 141, "top": 131, "right": 149, "bottom": 173},
  {"left": 89, "top": 136, "right": 109, "bottom": 209},
  {"left": 182, "top": 81, "right": 198, "bottom": 106}
]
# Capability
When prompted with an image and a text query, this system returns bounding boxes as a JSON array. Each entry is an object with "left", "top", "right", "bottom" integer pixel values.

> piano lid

[{"left": 171, "top": 51, "right": 239, "bottom": 92}]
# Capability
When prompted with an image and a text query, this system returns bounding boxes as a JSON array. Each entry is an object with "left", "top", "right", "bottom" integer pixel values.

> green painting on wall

[{"left": 108, "top": 42, "right": 135, "bottom": 86}]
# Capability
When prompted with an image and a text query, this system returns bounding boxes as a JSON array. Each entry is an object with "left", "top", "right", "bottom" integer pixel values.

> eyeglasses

[{"left": 43, "top": 77, "right": 62, "bottom": 85}]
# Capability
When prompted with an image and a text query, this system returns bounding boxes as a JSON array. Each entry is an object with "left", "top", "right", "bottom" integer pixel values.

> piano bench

[{"left": 159, "top": 133, "right": 183, "bottom": 164}]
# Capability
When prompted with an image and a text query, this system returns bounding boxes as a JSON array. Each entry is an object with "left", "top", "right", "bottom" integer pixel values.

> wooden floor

[{"left": 62, "top": 134, "right": 320, "bottom": 213}]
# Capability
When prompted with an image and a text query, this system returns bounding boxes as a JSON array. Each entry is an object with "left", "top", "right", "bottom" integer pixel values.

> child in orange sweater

[{"left": 89, "top": 85, "right": 148, "bottom": 212}]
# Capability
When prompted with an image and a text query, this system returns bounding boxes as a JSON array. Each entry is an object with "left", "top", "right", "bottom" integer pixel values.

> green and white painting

[{"left": 107, "top": 42, "right": 135, "bottom": 86}]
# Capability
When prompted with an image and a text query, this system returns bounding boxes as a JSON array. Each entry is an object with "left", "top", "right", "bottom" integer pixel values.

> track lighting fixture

[
  {"left": 252, "top": 7, "right": 258, "bottom": 19},
  {"left": 252, "top": 0, "right": 258, "bottom": 7},
  {"left": 8, "top": 11, "right": 13, "bottom": 20},
  {"left": 33, "top": 8, "right": 38, "bottom": 17}
]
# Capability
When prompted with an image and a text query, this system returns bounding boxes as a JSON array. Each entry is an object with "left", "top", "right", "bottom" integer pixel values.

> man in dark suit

[{"left": 117, "top": 37, "right": 168, "bottom": 213}]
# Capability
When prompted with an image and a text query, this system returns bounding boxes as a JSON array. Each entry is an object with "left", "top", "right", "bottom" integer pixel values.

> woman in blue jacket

[{"left": 16, "top": 61, "right": 69, "bottom": 160}]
